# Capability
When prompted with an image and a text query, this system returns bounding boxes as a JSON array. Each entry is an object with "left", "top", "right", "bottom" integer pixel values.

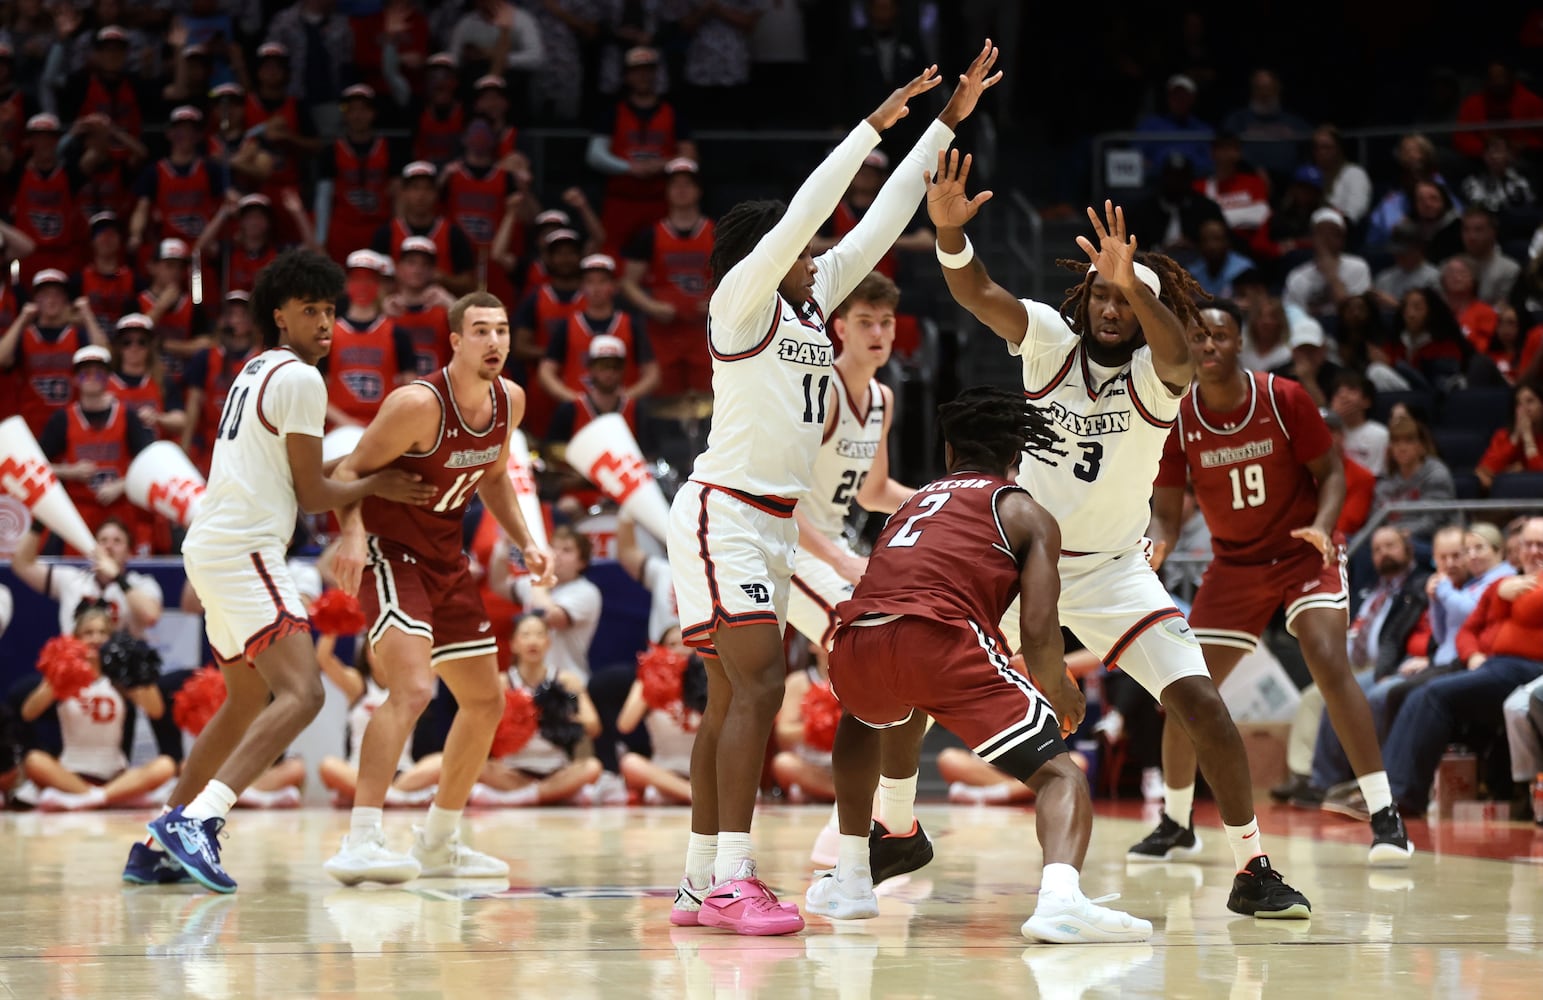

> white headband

[{"left": 1087, "top": 261, "right": 1162, "bottom": 297}]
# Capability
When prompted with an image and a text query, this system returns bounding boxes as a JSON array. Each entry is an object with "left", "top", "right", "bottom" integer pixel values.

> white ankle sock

[
  {"left": 1224, "top": 817, "right": 1264, "bottom": 870},
  {"left": 879, "top": 773, "right": 918, "bottom": 832},
  {"left": 424, "top": 804, "right": 461, "bottom": 846},
  {"left": 714, "top": 831, "right": 753, "bottom": 883},
  {"left": 351, "top": 806, "right": 384, "bottom": 840},
  {"left": 1357, "top": 770, "right": 1392, "bottom": 815},
  {"left": 684, "top": 832, "right": 717, "bottom": 888},
  {"left": 183, "top": 780, "right": 236, "bottom": 821},
  {"left": 836, "top": 834, "right": 869, "bottom": 880},
  {"left": 1165, "top": 784, "right": 1194, "bottom": 826},
  {"left": 1039, "top": 862, "right": 1081, "bottom": 899}
]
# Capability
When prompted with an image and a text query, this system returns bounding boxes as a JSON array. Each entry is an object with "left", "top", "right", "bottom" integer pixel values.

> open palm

[
  {"left": 926, "top": 148, "right": 993, "bottom": 229},
  {"left": 1074, "top": 200, "right": 1138, "bottom": 288}
]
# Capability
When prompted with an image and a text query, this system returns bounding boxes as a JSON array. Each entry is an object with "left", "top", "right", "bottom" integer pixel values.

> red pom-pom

[
  {"left": 173, "top": 666, "right": 227, "bottom": 736},
  {"left": 489, "top": 686, "right": 539, "bottom": 758},
  {"left": 801, "top": 680, "right": 841, "bottom": 753},
  {"left": 38, "top": 636, "right": 97, "bottom": 700},
  {"left": 637, "top": 644, "right": 687, "bottom": 712},
  {"left": 309, "top": 590, "right": 367, "bottom": 636}
]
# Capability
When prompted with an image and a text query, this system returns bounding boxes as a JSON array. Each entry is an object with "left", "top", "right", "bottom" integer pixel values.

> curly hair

[
  {"left": 251, "top": 248, "right": 346, "bottom": 348},
  {"left": 708, "top": 199, "right": 786, "bottom": 287},
  {"left": 1053, "top": 250, "right": 1206, "bottom": 343},
  {"left": 939, "top": 386, "right": 1066, "bottom": 474}
]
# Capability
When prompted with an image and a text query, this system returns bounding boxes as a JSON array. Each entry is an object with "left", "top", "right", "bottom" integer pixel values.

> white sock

[
  {"left": 182, "top": 780, "right": 237, "bottom": 822},
  {"left": 1224, "top": 818, "right": 1264, "bottom": 870},
  {"left": 714, "top": 831, "right": 753, "bottom": 883},
  {"left": 879, "top": 772, "right": 918, "bottom": 832},
  {"left": 1039, "top": 862, "right": 1081, "bottom": 900},
  {"left": 684, "top": 832, "right": 717, "bottom": 888},
  {"left": 1357, "top": 770, "right": 1392, "bottom": 815},
  {"left": 351, "top": 806, "right": 384, "bottom": 840},
  {"left": 424, "top": 804, "right": 461, "bottom": 846},
  {"left": 836, "top": 834, "right": 869, "bottom": 880},
  {"left": 1165, "top": 784, "right": 1195, "bottom": 826},
  {"left": 825, "top": 802, "right": 841, "bottom": 831}
]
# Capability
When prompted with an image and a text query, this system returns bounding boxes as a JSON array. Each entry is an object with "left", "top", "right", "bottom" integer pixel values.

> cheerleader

[
  {"left": 316, "top": 634, "right": 439, "bottom": 808},
  {"left": 21, "top": 607, "right": 176, "bottom": 811},
  {"left": 617, "top": 646, "right": 704, "bottom": 805}
]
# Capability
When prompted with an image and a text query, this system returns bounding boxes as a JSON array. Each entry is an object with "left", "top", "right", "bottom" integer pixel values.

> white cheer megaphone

[
  {"left": 504, "top": 428, "right": 548, "bottom": 549},
  {"left": 126, "top": 440, "right": 206, "bottom": 527},
  {"left": 564, "top": 413, "right": 669, "bottom": 543},
  {"left": 0, "top": 415, "right": 98, "bottom": 554},
  {"left": 323, "top": 425, "right": 365, "bottom": 466}
]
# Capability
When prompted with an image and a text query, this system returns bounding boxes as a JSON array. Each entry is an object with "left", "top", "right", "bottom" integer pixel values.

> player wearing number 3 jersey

[
  {"left": 933, "top": 164, "right": 1311, "bottom": 916},
  {"left": 322, "top": 290, "right": 556, "bottom": 887}
]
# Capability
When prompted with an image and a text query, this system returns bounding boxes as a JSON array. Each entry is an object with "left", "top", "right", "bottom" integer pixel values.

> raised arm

[
  {"left": 710, "top": 66, "right": 942, "bottom": 333},
  {"left": 928, "top": 149, "right": 1028, "bottom": 344}
]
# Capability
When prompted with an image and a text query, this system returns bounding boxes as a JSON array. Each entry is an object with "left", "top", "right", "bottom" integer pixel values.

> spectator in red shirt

[
  {"left": 1477, "top": 380, "right": 1543, "bottom": 491},
  {"left": 1325, "top": 410, "right": 1377, "bottom": 536},
  {"left": 1195, "top": 131, "right": 1269, "bottom": 241},
  {"left": 1454, "top": 60, "right": 1543, "bottom": 159}
]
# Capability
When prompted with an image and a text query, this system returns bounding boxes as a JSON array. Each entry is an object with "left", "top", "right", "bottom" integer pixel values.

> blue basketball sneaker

[
  {"left": 149, "top": 807, "right": 235, "bottom": 894},
  {"left": 123, "top": 841, "right": 192, "bottom": 885}
]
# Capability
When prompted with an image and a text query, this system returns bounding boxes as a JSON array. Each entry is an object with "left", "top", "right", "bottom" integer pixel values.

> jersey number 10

[
  {"left": 1228, "top": 463, "right": 1267, "bottom": 509},
  {"left": 216, "top": 387, "right": 250, "bottom": 441}
]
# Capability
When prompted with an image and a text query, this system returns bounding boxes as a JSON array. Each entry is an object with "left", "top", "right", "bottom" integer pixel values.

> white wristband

[{"left": 935, "top": 235, "right": 974, "bottom": 269}]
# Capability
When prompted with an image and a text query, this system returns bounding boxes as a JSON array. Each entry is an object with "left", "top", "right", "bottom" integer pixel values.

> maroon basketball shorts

[
  {"left": 829, "top": 614, "right": 1069, "bottom": 781},
  {"left": 1188, "top": 544, "right": 1349, "bottom": 654},
  {"left": 360, "top": 537, "right": 499, "bottom": 667}
]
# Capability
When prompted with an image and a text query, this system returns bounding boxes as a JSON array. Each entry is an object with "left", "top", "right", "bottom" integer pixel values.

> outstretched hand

[
  {"left": 938, "top": 39, "right": 1003, "bottom": 129},
  {"left": 1290, "top": 526, "right": 1338, "bottom": 566},
  {"left": 1074, "top": 200, "right": 1139, "bottom": 291},
  {"left": 925, "top": 148, "right": 993, "bottom": 230},
  {"left": 866, "top": 64, "right": 942, "bottom": 133}
]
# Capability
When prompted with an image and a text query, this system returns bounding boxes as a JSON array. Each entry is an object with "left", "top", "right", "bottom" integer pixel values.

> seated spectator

[
  {"left": 1135, "top": 74, "right": 1214, "bottom": 181},
  {"left": 1476, "top": 380, "right": 1543, "bottom": 491},
  {"left": 1453, "top": 60, "right": 1543, "bottom": 160},
  {"left": 1372, "top": 413, "right": 1455, "bottom": 546},
  {"left": 489, "top": 526, "right": 602, "bottom": 681},
  {"left": 1332, "top": 371, "right": 1389, "bottom": 475},
  {"left": 18, "top": 606, "right": 175, "bottom": 812},
  {"left": 1324, "top": 412, "right": 1376, "bottom": 536},
  {"left": 1480, "top": 304, "right": 1539, "bottom": 385},
  {"left": 1408, "top": 179, "right": 1464, "bottom": 262},
  {"left": 539, "top": 254, "right": 658, "bottom": 404},
  {"left": 1438, "top": 258, "right": 1498, "bottom": 351},
  {"left": 1365, "top": 134, "right": 1457, "bottom": 250},
  {"left": 1186, "top": 217, "right": 1254, "bottom": 299},
  {"left": 9, "top": 517, "right": 163, "bottom": 637},
  {"left": 1283, "top": 208, "right": 1371, "bottom": 320},
  {"left": 1239, "top": 296, "right": 1293, "bottom": 372},
  {"left": 1455, "top": 205, "right": 1522, "bottom": 308},
  {"left": 1372, "top": 221, "right": 1440, "bottom": 311},
  {"left": 1460, "top": 136, "right": 1537, "bottom": 219},
  {"left": 1247, "top": 164, "right": 1323, "bottom": 264},
  {"left": 771, "top": 658, "right": 835, "bottom": 804},
  {"left": 1286, "top": 317, "right": 1339, "bottom": 408},
  {"left": 1394, "top": 285, "right": 1475, "bottom": 389},
  {"left": 1503, "top": 669, "right": 1543, "bottom": 819},
  {"left": 1311, "top": 125, "right": 1372, "bottom": 225},
  {"left": 1335, "top": 292, "right": 1405, "bottom": 391},
  {"left": 1386, "top": 517, "right": 1543, "bottom": 816},
  {"left": 316, "top": 634, "right": 439, "bottom": 809},
  {"left": 463, "top": 615, "right": 603, "bottom": 807},
  {"left": 1195, "top": 131, "right": 1269, "bottom": 242},
  {"left": 1222, "top": 68, "right": 1311, "bottom": 181},
  {"left": 1124, "top": 152, "right": 1224, "bottom": 261}
]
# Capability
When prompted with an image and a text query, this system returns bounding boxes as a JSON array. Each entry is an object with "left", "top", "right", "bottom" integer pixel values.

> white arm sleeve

[
  {"left": 709, "top": 120, "right": 882, "bottom": 341},
  {"left": 263, "top": 363, "right": 328, "bottom": 438},
  {"left": 586, "top": 135, "right": 631, "bottom": 175},
  {"left": 812, "top": 119, "right": 954, "bottom": 310}
]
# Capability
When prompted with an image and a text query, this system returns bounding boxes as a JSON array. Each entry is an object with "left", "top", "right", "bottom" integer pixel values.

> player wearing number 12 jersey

[
  {"left": 324, "top": 291, "right": 555, "bottom": 887},
  {"left": 1145, "top": 299, "right": 1412, "bottom": 866}
]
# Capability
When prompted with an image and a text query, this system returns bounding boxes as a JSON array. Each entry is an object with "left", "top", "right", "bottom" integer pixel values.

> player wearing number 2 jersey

[
  {"left": 932, "top": 157, "right": 1310, "bottom": 917},
  {"left": 665, "top": 44, "right": 1000, "bottom": 938},
  {"left": 141, "top": 250, "right": 436, "bottom": 894},
  {"left": 324, "top": 291, "right": 555, "bottom": 887},
  {"left": 1145, "top": 299, "right": 1412, "bottom": 867}
]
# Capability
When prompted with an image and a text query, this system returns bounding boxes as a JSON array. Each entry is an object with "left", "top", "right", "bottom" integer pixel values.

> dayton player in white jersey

[
  {"left": 928, "top": 157, "right": 1312, "bottom": 918},
  {"left": 665, "top": 42, "right": 1000, "bottom": 937},
  {"left": 131, "top": 249, "right": 434, "bottom": 894}
]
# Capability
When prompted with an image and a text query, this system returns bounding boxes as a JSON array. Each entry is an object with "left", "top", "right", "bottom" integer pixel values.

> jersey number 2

[
  {"left": 216, "top": 387, "right": 250, "bottom": 441},
  {"left": 887, "top": 492, "right": 950, "bottom": 548},
  {"left": 1228, "top": 463, "right": 1266, "bottom": 509}
]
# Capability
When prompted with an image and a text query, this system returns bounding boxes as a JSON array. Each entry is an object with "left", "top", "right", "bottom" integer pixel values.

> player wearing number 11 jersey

[{"left": 1144, "top": 298, "right": 1412, "bottom": 866}]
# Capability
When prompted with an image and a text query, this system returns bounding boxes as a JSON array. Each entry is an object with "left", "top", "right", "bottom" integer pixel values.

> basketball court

[{"left": 2, "top": 802, "right": 1540, "bottom": 998}]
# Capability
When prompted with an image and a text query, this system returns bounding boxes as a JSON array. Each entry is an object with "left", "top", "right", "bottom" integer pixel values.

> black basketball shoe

[
  {"left": 1368, "top": 805, "right": 1414, "bottom": 867},
  {"left": 870, "top": 819, "right": 934, "bottom": 885},
  {"left": 1126, "top": 813, "right": 1202, "bottom": 862},
  {"left": 1227, "top": 855, "right": 1311, "bottom": 918}
]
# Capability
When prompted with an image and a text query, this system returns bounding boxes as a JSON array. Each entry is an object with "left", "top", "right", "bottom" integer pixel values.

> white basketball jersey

[
  {"left": 1010, "top": 300, "right": 1187, "bottom": 554},
  {"left": 57, "top": 675, "right": 128, "bottom": 779},
  {"left": 348, "top": 678, "right": 412, "bottom": 770},
  {"left": 804, "top": 377, "right": 885, "bottom": 540},
  {"left": 184, "top": 347, "right": 327, "bottom": 561}
]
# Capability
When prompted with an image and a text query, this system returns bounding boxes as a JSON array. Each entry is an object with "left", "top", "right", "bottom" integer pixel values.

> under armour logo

[
  {"left": 477, "top": 621, "right": 491, "bottom": 633},
  {"left": 1187, "top": 431, "right": 1202, "bottom": 441},
  {"left": 446, "top": 427, "right": 459, "bottom": 438},
  {"left": 740, "top": 583, "right": 770, "bottom": 604}
]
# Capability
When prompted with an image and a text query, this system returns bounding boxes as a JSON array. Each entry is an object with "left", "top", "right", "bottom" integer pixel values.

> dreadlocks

[
  {"left": 1053, "top": 250, "right": 1206, "bottom": 340},
  {"left": 939, "top": 386, "right": 1066, "bottom": 474},
  {"left": 708, "top": 200, "right": 787, "bottom": 287}
]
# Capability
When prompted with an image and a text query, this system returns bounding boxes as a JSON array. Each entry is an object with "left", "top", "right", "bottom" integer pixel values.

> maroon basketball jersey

[
  {"left": 837, "top": 472, "right": 1025, "bottom": 630},
  {"left": 1156, "top": 371, "right": 1332, "bottom": 564},
  {"left": 361, "top": 368, "right": 511, "bottom": 564}
]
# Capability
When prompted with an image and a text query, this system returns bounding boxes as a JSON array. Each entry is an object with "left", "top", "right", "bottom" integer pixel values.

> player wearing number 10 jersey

[{"left": 1146, "top": 299, "right": 1412, "bottom": 867}]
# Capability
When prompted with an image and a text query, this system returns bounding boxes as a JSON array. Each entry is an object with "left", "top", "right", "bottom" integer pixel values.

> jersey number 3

[
  {"left": 1073, "top": 441, "right": 1102, "bottom": 483},
  {"left": 887, "top": 492, "right": 950, "bottom": 548}
]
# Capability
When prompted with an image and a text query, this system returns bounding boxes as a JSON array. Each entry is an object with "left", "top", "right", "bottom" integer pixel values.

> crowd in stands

[{"left": 0, "top": 2, "right": 1540, "bottom": 822}]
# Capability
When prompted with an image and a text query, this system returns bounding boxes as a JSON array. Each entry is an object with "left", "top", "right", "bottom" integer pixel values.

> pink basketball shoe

[{"left": 697, "top": 861, "right": 805, "bottom": 936}]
